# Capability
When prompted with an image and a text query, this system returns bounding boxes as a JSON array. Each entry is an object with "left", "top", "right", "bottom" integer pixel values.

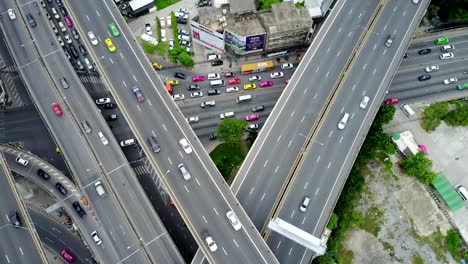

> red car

[
  {"left": 132, "top": 86, "right": 145, "bottom": 102},
  {"left": 192, "top": 75, "right": 205, "bottom": 82},
  {"left": 61, "top": 249, "right": 75, "bottom": 263},
  {"left": 259, "top": 81, "right": 273, "bottom": 88},
  {"left": 228, "top": 78, "right": 241, "bottom": 85},
  {"left": 245, "top": 114, "right": 260, "bottom": 121},
  {"left": 385, "top": 98, "right": 399, "bottom": 105},
  {"left": 52, "top": 103, "right": 63, "bottom": 116}
]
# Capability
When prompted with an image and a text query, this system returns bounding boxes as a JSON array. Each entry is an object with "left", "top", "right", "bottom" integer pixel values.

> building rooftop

[
  {"left": 197, "top": 6, "right": 229, "bottom": 33},
  {"left": 229, "top": 0, "right": 256, "bottom": 15},
  {"left": 225, "top": 14, "right": 265, "bottom": 37},
  {"left": 258, "top": 2, "right": 311, "bottom": 34}
]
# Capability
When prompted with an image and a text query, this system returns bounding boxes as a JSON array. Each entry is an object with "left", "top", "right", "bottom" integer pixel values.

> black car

[
  {"left": 72, "top": 202, "right": 86, "bottom": 217},
  {"left": 10, "top": 210, "right": 22, "bottom": 228},
  {"left": 177, "top": 17, "right": 188, "bottom": 24},
  {"left": 60, "top": 6, "right": 67, "bottom": 16},
  {"left": 147, "top": 136, "right": 161, "bottom": 153},
  {"left": 26, "top": 14, "right": 36, "bottom": 28},
  {"left": 69, "top": 45, "right": 79, "bottom": 59},
  {"left": 78, "top": 44, "right": 88, "bottom": 56},
  {"left": 103, "top": 103, "right": 116, "bottom": 109},
  {"left": 251, "top": 105, "right": 265, "bottom": 112},
  {"left": 55, "top": 182, "right": 68, "bottom": 195},
  {"left": 56, "top": 0, "right": 63, "bottom": 6},
  {"left": 418, "top": 48, "right": 431, "bottom": 55},
  {"left": 207, "top": 89, "right": 221, "bottom": 96},
  {"left": 199, "top": 0, "right": 210, "bottom": 7},
  {"left": 225, "top": 72, "right": 235, "bottom": 77},
  {"left": 209, "top": 133, "right": 216, "bottom": 140},
  {"left": 37, "top": 169, "right": 50, "bottom": 180},
  {"left": 418, "top": 74, "right": 431, "bottom": 81},
  {"left": 174, "top": 72, "right": 186, "bottom": 79},
  {"left": 187, "top": 84, "right": 200, "bottom": 90},
  {"left": 71, "top": 29, "right": 80, "bottom": 40},
  {"left": 211, "top": 60, "right": 223, "bottom": 66}
]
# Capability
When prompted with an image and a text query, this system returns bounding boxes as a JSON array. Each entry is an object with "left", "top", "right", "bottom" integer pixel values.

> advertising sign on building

[
  {"left": 190, "top": 20, "right": 225, "bottom": 53},
  {"left": 225, "top": 30, "right": 265, "bottom": 55}
]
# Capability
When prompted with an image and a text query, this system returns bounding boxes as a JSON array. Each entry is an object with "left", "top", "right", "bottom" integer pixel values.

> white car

[
  {"left": 57, "top": 36, "right": 65, "bottom": 46},
  {"left": 249, "top": 75, "right": 261, "bottom": 81},
  {"left": 424, "top": 65, "right": 439, "bottom": 73},
  {"left": 159, "top": 18, "right": 165, "bottom": 29},
  {"left": 179, "top": 138, "right": 192, "bottom": 154},
  {"left": 186, "top": 116, "right": 199, "bottom": 123},
  {"left": 248, "top": 124, "right": 259, "bottom": 130},
  {"left": 178, "top": 8, "right": 189, "bottom": 14},
  {"left": 175, "top": 11, "right": 188, "bottom": 19},
  {"left": 173, "top": 94, "right": 184, "bottom": 101},
  {"left": 443, "top": 77, "right": 457, "bottom": 85},
  {"left": 203, "top": 232, "right": 218, "bottom": 252},
  {"left": 64, "top": 34, "right": 72, "bottom": 44},
  {"left": 440, "top": 53, "right": 454, "bottom": 60},
  {"left": 200, "top": 101, "right": 215, "bottom": 108},
  {"left": 178, "top": 163, "right": 191, "bottom": 180},
  {"left": 58, "top": 21, "right": 66, "bottom": 32},
  {"left": 88, "top": 31, "right": 99, "bottom": 45},
  {"left": 15, "top": 156, "right": 28, "bottom": 166},
  {"left": 190, "top": 91, "right": 203, "bottom": 98},
  {"left": 146, "top": 23, "right": 152, "bottom": 35},
  {"left": 169, "top": 40, "right": 174, "bottom": 50},
  {"left": 226, "top": 87, "right": 239, "bottom": 93},
  {"left": 359, "top": 96, "right": 370, "bottom": 109},
  {"left": 166, "top": 16, "right": 172, "bottom": 27},
  {"left": 280, "top": 63, "right": 293, "bottom": 70},
  {"left": 226, "top": 211, "right": 242, "bottom": 231},
  {"left": 270, "top": 72, "right": 284, "bottom": 79},
  {"left": 7, "top": 9, "right": 16, "bottom": 20},
  {"left": 98, "top": 132, "right": 109, "bottom": 145},
  {"left": 95, "top": 98, "right": 111, "bottom": 104},
  {"left": 91, "top": 231, "right": 102, "bottom": 245}
]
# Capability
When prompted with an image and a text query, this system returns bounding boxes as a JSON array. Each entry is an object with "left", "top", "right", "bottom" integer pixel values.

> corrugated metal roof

[{"left": 130, "top": 0, "right": 154, "bottom": 11}]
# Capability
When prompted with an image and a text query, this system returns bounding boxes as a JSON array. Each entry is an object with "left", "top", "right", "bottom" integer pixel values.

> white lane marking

[
  {"left": 162, "top": 124, "right": 167, "bottom": 131},
  {"left": 185, "top": 185, "right": 190, "bottom": 193},
  {"left": 339, "top": 136, "right": 343, "bottom": 143},
  {"left": 326, "top": 47, "right": 331, "bottom": 53},
  {"left": 384, "top": 25, "right": 387, "bottom": 30},
  {"left": 327, "top": 162, "right": 332, "bottom": 169},
  {"left": 233, "top": 239, "right": 239, "bottom": 248},
  {"left": 167, "top": 157, "right": 172, "bottom": 165},
  {"left": 338, "top": 27, "right": 342, "bottom": 33},
  {"left": 315, "top": 66, "right": 320, "bottom": 72},
  {"left": 179, "top": 151, "right": 184, "bottom": 158},
  {"left": 362, "top": 64, "right": 367, "bottom": 70},
  {"left": 303, "top": 88, "right": 308, "bottom": 94},
  {"left": 304, "top": 182, "right": 308, "bottom": 190},
  {"left": 288, "top": 140, "right": 293, "bottom": 148},
  {"left": 373, "top": 44, "right": 377, "bottom": 50},
  {"left": 383, "top": 49, "right": 387, "bottom": 55},
  {"left": 96, "top": 10, "right": 101, "bottom": 16},
  {"left": 263, "top": 160, "right": 268, "bottom": 167},
  {"left": 362, "top": 90, "right": 366, "bottom": 96},
  {"left": 133, "top": 75, "right": 137, "bottom": 82},
  {"left": 148, "top": 99, "right": 152, "bottom": 106},
  {"left": 358, "top": 12, "right": 362, "bottom": 18},
  {"left": 302, "top": 217, "right": 307, "bottom": 225},
  {"left": 213, "top": 208, "right": 219, "bottom": 215},
  {"left": 195, "top": 178, "right": 200, "bottom": 186},
  {"left": 274, "top": 166, "right": 279, "bottom": 174},
  {"left": 348, "top": 31, "right": 352, "bottom": 37},
  {"left": 110, "top": 58, "right": 114, "bottom": 64},
  {"left": 290, "top": 210, "right": 295, "bottom": 218},
  {"left": 122, "top": 80, "right": 127, "bottom": 87},
  {"left": 403, "top": 11, "right": 406, "bottom": 17},
  {"left": 315, "top": 188, "right": 320, "bottom": 196},
  {"left": 349, "top": 9, "right": 352, "bottom": 14},
  {"left": 352, "top": 84, "right": 356, "bottom": 91},
  {"left": 202, "top": 216, "right": 207, "bottom": 223},
  {"left": 260, "top": 193, "right": 266, "bottom": 201},
  {"left": 136, "top": 105, "right": 141, "bottom": 112},
  {"left": 351, "top": 113, "right": 355, "bottom": 119},
  {"left": 341, "top": 107, "right": 344, "bottom": 113},
  {"left": 86, "top": 15, "right": 90, "bottom": 21},
  {"left": 249, "top": 187, "right": 255, "bottom": 195},
  {"left": 120, "top": 53, "right": 124, "bottom": 59},
  {"left": 5, "top": 255, "right": 10, "bottom": 263},
  {"left": 301, "top": 116, "right": 305, "bottom": 123},
  {"left": 151, "top": 130, "right": 156, "bottom": 137},
  {"left": 289, "top": 247, "right": 293, "bottom": 255},
  {"left": 222, "top": 247, "right": 228, "bottom": 255},
  {"left": 317, "top": 156, "right": 320, "bottom": 163},
  {"left": 393, "top": 7, "right": 397, "bottom": 12},
  {"left": 277, "top": 135, "right": 282, "bottom": 142},
  {"left": 325, "top": 71, "right": 329, "bottom": 78},
  {"left": 372, "top": 68, "right": 376, "bottom": 75},
  {"left": 290, "top": 111, "right": 295, "bottom": 118},
  {"left": 314, "top": 93, "right": 317, "bottom": 99},
  {"left": 329, "top": 130, "right": 333, "bottom": 138},
  {"left": 336, "top": 50, "right": 341, "bottom": 57},
  {"left": 19, "top": 248, "right": 23, "bottom": 255},
  {"left": 277, "top": 240, "right": 282, "bottom": 249}
]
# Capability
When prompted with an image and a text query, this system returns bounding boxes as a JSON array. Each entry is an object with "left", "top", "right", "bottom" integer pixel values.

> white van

[
  {"left": 220, "top": 112, "right": 235, "bottom": 119},
  {"left": 120, "top": 138, "right": 136, "bottom": 147},
  {"left": 236, "top": 95, "right": 252, "bottom": 103},
  {"left": 456, "top": 185, "right": 468, "bottom": 201},
  {"left": 400, "top": 104, "right": 415, "bottom": 117},
  {"left": 15, "top": 156, "right": 28, "bottom": 166},
  {"left": 207, "top": 54, "right": 220, "bottom": 61},
  {"left": 299, "top": 196, "right": 310, "bottom": 212},
  {"left": 337, "top": 113, "right": 350, "bottom": 130},
  {"left": 95, "top": 181, "right": 108, "bottom": 197},
  {"left": 98, "top": 132, "right": 109, "bottom": 145},
  {"left": 210, "top": 80, "right": 225, "bottom": 87},
  {"left": 207, "top": 73, "right": 220, "bottom": 80},
  {"left": 141, "top": 34, "right": 158, "bottom": 46}
]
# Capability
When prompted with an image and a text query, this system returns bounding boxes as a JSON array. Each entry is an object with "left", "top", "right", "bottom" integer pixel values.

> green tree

[
  {"left": 155, "top": 42, "right": 169, "bottom": 57},
  {"left": 141, "top": 40, "right": 157, "bottom": 54},
  {"left": 156, "top": 17, "right": 162, "bottom": 42},
  {"left": 179, "top": 51, "right": 194, "bottom": 67},
  {"left": 446, "top": 229, "right": 461, "bottom": 257},
  {"left": 216, "top": 118, "right": 248, "bottom": 146},
  {"left": 419, "top": 170, "right": 436, "bottom": 185},
  {"left": 374, "top": 105, "right": 396, "bottom": 126},
  {"left": 246, "top": 129, "right": 258, "bottom": 146},
  {"left": 421, "top": 102, "right": 449, "bottom": 132},
  {"left": 171, "top": 12, "right": 179, "bottom": 42},
  {"left": 400, "top": 151, "right": 433, "bottom": 180},
  {"left": 444, "top": 103, "right": 468, "bottom": 127},
  {"left": 327, "top": 213, "right": 339, "bottom": 230}
]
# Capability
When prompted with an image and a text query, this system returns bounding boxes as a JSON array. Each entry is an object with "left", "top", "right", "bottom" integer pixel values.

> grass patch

[
  {"left": 412, "top": 254, "right": 425, "bottom": 264},
  {"left": 359, "top": 206, "right": 384, "bottom": 236},
  {"left": 155, "top": 0, "right": 181, "bottom": 10},
  {"left": 337, "top": 246, "right": 353, "bottom": 264},
  {"left": 210, "top": 143, "right": 245, "bottom": 183},
  {"left": 412, "top": 228, "right": 448, "bottom": 263}
]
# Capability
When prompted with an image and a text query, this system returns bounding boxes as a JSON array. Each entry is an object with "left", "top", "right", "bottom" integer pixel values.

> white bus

[{"left": 236, "top": 94, "right": 252, "bottom": 103}]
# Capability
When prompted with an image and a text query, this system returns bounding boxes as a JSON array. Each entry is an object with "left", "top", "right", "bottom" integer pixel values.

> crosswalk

[
  {"left": 78, "top": 74, "right": 102, "bottom": 84},
  {"left": 0, "top": 65, "right": 18, "bottom": 73},
  {"left": 133, "top": 165, "right": 149, "bottom": 176}
]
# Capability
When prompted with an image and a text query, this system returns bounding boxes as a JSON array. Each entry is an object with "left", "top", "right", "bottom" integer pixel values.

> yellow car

[
  {"left": 166, "top": 80, "right": 179, "bottom": 86},
  {"left": 105, "top": 38, "right": 116, "bottom": 52},
  {"left": 152, "top": 62, "right": 163, "bottom": 70},
  {"left": 243, "top": 83, "right": 256, "bottom": 90}
]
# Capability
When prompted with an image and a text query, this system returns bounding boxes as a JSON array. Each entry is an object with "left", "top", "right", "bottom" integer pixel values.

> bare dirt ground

[{"left": 342, "top": 156, "right": 456, "bottom": 264}]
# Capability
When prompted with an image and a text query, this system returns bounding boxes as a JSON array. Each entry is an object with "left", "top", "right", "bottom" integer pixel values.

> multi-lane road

[{"left": 63, "top": 0, "right": 278, "bottom": 262}]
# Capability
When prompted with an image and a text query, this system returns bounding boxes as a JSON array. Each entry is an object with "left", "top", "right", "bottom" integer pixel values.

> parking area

[{"left": 384, "top": 102, "right": 468, "bottom": 241}]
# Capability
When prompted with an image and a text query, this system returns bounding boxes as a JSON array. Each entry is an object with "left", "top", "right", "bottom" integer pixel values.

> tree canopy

[{"left": 216, "top": 118, "right": 248, "bottom": 145}]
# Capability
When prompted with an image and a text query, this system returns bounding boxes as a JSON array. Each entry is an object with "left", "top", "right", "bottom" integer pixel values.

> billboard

[
  {"left": 225, "top": 30, "right": 265, "bottom": 55},
  {"left": 190, "top": 20, "right": 225, "bottom": 53}
]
